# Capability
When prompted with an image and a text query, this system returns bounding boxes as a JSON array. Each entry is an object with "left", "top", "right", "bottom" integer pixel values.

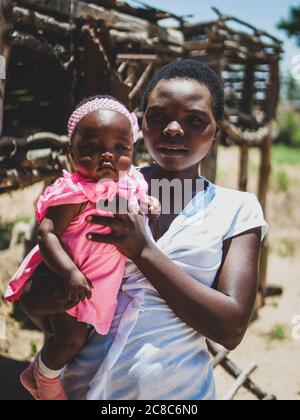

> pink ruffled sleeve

[
  {"left": 128, "top": 166, "right": 149, "bottom": 202},
  {"left": 36, "top": 171, "right": 87, "bottom": 223}
]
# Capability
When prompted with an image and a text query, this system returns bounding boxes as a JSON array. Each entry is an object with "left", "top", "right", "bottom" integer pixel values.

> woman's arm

[
  {"left": 133, "top": 227, "right": 261, "bottom": 350},
  {"left": 87, "top": 207, "right": 261, "bottom": 350},
  {"left": 38, "top": 203, "right": 93, "bottom": 301}
]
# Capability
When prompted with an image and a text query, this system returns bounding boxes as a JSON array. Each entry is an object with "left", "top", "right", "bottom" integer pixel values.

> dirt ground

[{"left": 0, "top": 146, "right": 299, "bottom": 400}]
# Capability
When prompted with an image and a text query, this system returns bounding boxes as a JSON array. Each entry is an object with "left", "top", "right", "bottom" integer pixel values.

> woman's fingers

[
  {"left": 114, "top": 195, "right": 135, "bottom": 215},
  {"left": 86, "top": 215, "right": 116, "bottom": 227},
  {"left": 97, "top": 195, "right": 135, "bottom": 216},
  {"left": 86, "top": 233, "right": 116, "bottom": 244}
]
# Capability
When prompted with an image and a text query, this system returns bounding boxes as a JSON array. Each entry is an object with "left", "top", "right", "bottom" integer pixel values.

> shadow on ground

[{"left": 0, "top": 356, "right": 33, "bottom": 400}]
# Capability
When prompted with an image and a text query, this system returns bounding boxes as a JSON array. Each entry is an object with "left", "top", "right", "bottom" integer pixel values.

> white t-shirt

[{"left": 64, "top": 178, "right": 268, "bottom": 400}]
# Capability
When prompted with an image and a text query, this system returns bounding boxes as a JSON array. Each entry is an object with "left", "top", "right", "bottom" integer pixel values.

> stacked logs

[{"left": 0, "top": 132, "right": 69, "bottom": 193}]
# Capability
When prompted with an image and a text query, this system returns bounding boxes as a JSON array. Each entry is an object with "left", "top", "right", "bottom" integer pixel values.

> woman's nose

[{"left": 163, "top": 121, "right": 184, "bottom": 137}]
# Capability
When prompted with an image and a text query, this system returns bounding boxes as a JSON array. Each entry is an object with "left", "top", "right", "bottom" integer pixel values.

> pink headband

[{"left": 68, "top": 98, "right": 139, "bottom": 143}]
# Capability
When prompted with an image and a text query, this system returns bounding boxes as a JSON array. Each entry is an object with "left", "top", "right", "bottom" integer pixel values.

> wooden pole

[
  {"left": 201, "top": 134, "right": 219, "bottom": 183},
  {"left": 0, "top": 1, "right": 12, "bottom": 136},
  {"left": 238, "top": 62, "right": 255, "bottom": 192},
  {"left": 257, "top": 59, "right": 279, "bottom": 300},
  {"left": 129, "top": 62, "right": 153, "bottom": 100},
  {"left": 238, "top": 144, "right": 249, "bottom": 191},
  {"left": 257, "top": 128, "right": 272, "bottom": 299},
  {"left": 201, "top": 61, "right": 223, "bottom": 182}
]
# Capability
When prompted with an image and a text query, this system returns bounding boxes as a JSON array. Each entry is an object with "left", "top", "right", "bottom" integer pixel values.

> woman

[{"left": 23, "top": 60, "right": 268, "bottom": 400}]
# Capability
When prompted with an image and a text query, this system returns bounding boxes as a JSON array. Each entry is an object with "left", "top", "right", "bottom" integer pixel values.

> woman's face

[{"left": 142, "top": 79, "right": 218, "bottom": 172}]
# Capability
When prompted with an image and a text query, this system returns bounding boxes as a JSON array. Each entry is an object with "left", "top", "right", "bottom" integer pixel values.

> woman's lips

[{"left": 158, "top": 145, "right": 188, "bottom": 156}]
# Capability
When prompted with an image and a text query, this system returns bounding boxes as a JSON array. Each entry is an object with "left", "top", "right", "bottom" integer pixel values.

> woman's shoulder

[
  {"left": 212, "top": 182, "right": 258, "bottom": 207},
  {"left": 210, "top": 183, "right": 268, "bottom": 241},
  {"left": 208, "top": 181, "right": 264, "bottom": 222}
]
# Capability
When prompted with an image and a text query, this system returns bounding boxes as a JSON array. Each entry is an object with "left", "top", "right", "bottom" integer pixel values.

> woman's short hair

[{"left": 143, "top": 59, "right": 224, "bottom": 121}]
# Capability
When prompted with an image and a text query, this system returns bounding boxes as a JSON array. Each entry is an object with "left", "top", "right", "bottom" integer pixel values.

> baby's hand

[
  {"left": 64, "top": 270, "right": 93, "bottom": 303},
  {"left": 140, "top": 195, "right": 161, "bottom": 221}
]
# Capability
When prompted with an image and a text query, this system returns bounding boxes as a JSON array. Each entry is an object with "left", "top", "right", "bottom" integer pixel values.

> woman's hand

[{"left": 86, "top": 195, "right": 153, "bottom": 260}]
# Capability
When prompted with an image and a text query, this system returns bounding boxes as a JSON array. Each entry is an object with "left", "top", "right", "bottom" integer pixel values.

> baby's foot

[
  {"left": 20, "top": 361, "right": 39, "bottom": 400},
  {"left": 33, "top": 363, "right": 68, "bottom": 400}
]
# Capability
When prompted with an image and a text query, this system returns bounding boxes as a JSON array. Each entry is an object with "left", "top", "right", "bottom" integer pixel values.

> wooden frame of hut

[{"left": 0, "top": 0, "right": 281, "bottom": 399}]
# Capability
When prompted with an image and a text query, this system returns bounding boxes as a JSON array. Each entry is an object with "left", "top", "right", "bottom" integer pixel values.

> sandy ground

[{"left": 0, "top": 146, "right": 299, "bottom": 400}]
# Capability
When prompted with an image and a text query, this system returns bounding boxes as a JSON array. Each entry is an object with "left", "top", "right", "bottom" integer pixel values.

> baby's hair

[
  {"left": 143, "top": 59, "right": 224, "bottom": 122},
  {"left": 74, "top": 95, "right": 122, "bottom": 111},
  {"left": 70, "top": 95, "right": 127, "bottom": 142}
]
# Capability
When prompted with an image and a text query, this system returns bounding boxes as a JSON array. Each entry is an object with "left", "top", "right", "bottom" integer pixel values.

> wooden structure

[
  {"left": 208, "top": 341, "right": 276, "bottom": 400},
  {"left": 0, "top": 0, "right": 282, "bottom": 400},
  {"left": 0, "top": 0, "right": 282, "bottom": 302}
]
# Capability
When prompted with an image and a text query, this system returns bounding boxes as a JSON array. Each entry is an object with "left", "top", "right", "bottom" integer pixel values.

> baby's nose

[{"left": 101, "top": 151, "right": 114, "bottom": 160}]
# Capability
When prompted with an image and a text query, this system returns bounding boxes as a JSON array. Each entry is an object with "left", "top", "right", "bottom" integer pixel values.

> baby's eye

[
  {"left": 80, "top": 143, "right": 100, "bottom": 155},
  {"left": 83, "top": 143, "right": 100, "bottom": 154},
  {"left": 115, "top": 144, "right": 130, "bottom": 153}
]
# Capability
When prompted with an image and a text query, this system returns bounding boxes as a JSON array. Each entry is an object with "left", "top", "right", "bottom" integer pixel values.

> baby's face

[{"left": 70, "top": 109, "right": 134, "bottom": 181}]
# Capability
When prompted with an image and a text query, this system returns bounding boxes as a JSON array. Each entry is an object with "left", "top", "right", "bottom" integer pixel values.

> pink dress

[{"left": 5, "top": 167, "right": 148, "bottom": 335}]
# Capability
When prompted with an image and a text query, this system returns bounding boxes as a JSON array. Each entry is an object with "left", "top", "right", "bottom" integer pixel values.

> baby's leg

[
  {"left": 19, "top": 264, "right": 86, "bottom": 400},
  {"left": 43, "top": 313, "right": 89, "bottom": 370},
  {"left": 19, "top": 263, "right": 79, "bottom": 334},
  {"left": 34, "top": 313, "right": 89, "bottom": 400}
]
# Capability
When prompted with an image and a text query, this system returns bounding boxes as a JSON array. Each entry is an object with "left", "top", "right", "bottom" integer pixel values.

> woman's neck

[
  {"left": 149, "top": 164, "right": 200, "bottom": 183},
  {"left": 144, "top": 163, "right": 206, "bottom": 213}
]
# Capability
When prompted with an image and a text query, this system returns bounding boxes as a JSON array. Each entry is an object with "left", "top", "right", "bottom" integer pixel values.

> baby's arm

[{"left": 38, "top": 203, "right": 93, "bottom": 302}]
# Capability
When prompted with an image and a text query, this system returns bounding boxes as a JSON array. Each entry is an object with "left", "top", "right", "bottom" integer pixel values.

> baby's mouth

[{"left": 98, "top": 161, "right": 117, "bottom": 171}]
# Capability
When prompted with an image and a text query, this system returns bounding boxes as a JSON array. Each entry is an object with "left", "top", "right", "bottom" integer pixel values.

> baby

[{"left": 5, "top": 96, "right": 160, "bottom": 400}]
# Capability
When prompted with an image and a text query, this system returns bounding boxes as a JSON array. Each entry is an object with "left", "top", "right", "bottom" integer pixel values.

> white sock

[{"left": 38, "top": 353, "right": 65, "bottom": 379}]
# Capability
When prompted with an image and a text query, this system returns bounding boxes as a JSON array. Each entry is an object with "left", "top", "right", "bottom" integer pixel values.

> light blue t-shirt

[{"left": 63, "top": 178, "right": 268, "bottom": 400}]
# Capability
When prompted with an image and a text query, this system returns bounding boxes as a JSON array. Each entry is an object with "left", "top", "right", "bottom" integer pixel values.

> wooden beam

[
  {"left": 220, "top": 120, "right": 269, "bottom": 147},
  {"left": 117, "top": 53, "right": 158, "bottom": 62},
  {"left": 257, "top": 126, "right": 272, "bottom": 300},
  {"left": 207, "top": 341, "right": 276, "bottom": 400},
  {"left": 222, "top": 364, "right": 257, "bottom": 400},
  {"left": 129, "top": 62, "right": 153, "bottom": 100},
  {"left": 9, "top": 29, "right": 68, "bottom": 63},
  {"left": 0, "top": 1, "right": 12, "bottom": 136},
  {"left": 5, "top": 6, "right": 75, "bottom": 39},
  {"left": 238, "top": 144, "right": 249, "bottom": 191}
]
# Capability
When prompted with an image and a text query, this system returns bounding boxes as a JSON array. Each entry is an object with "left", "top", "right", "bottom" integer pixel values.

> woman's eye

[
  {"left": 148, "top": 113, "right": 167, "bottom": 124},
  {"left": 187, "top": 116, "right": 208, "bottom": 129}
]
